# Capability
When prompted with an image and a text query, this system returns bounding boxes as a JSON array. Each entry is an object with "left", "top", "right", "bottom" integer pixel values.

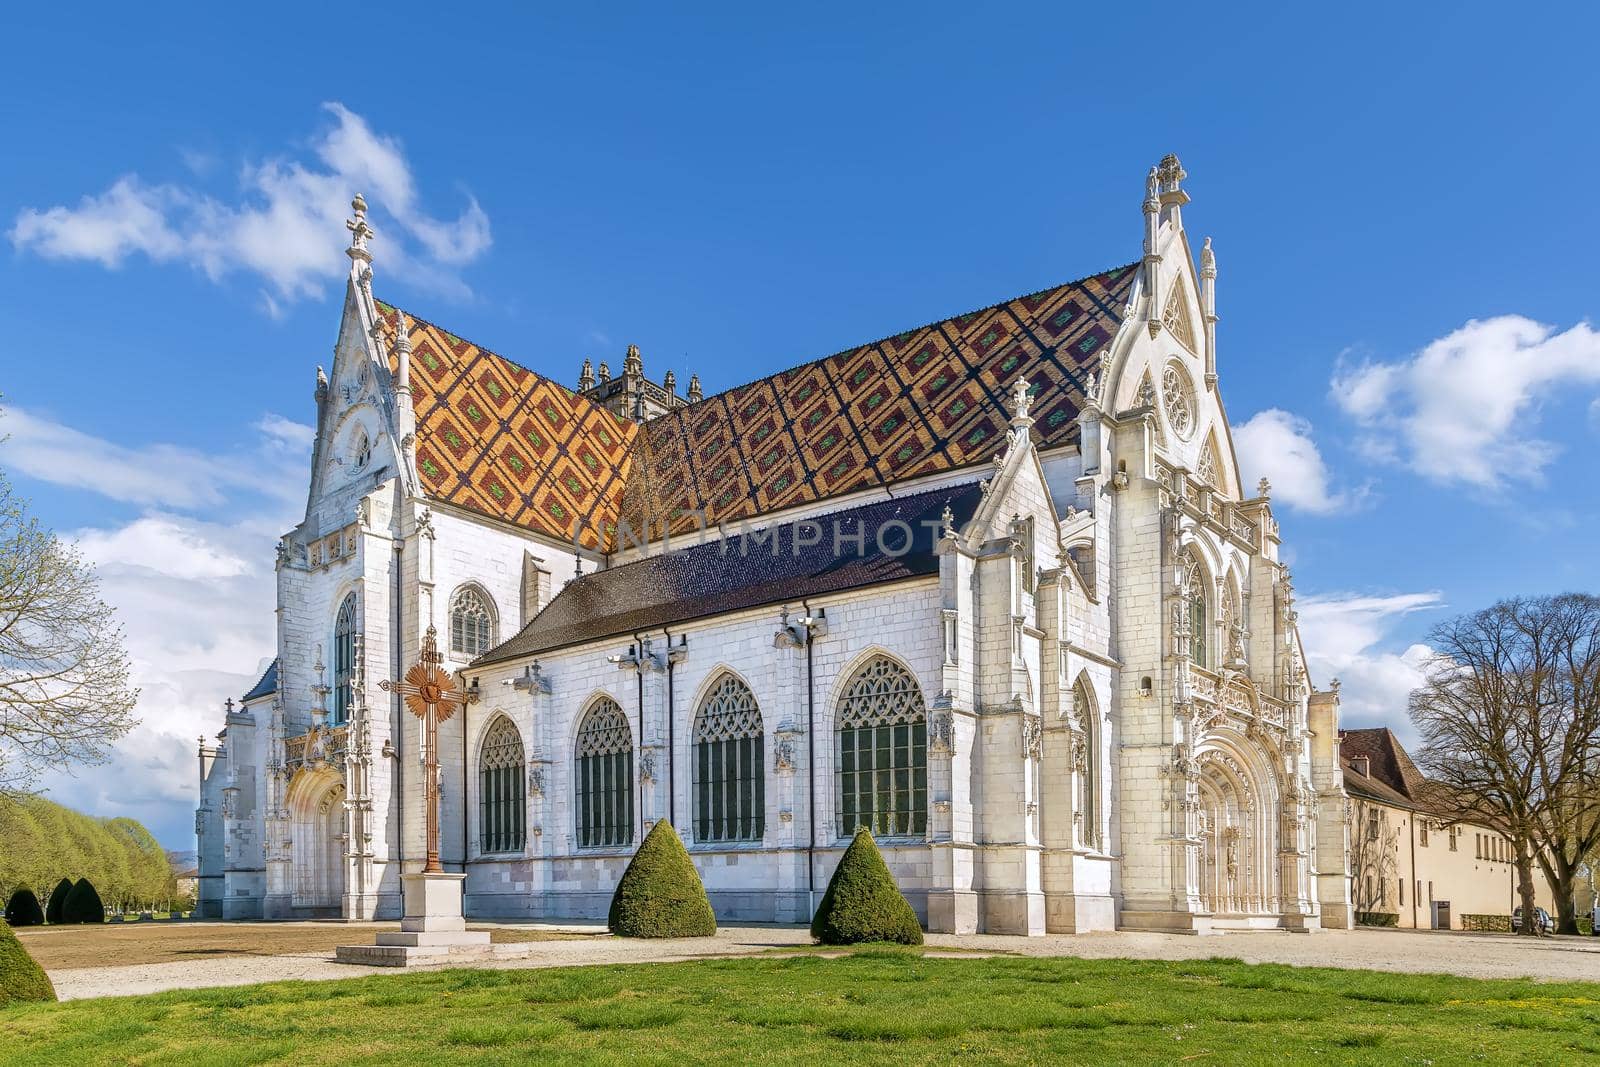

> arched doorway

[
  {"left": 1195, "top": 740, "right": 1279, "bottom": 917},
  {"left": 287, "top": 768, "right": 347, "bottom": 913}
]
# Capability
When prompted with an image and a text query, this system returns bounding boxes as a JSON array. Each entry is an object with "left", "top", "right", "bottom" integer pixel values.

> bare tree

[
  {"left": 1346, "top": 797, "right": 1401, "bottom": 920},
  {"left": 1409, "top": 595, "right": 1600, "bottom": 936},
  {"left": 0, "top": 463, "right": 139, "bottom": 796}
]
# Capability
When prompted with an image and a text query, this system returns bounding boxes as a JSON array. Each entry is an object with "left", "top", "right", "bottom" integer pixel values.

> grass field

[{"left": 4, "top": 950, "right": 1599, "bottom": 1065}]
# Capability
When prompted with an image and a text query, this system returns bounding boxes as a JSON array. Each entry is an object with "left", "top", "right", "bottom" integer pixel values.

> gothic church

[{"left": 198, "top": 156, "right": 1355, "bottom": 934}]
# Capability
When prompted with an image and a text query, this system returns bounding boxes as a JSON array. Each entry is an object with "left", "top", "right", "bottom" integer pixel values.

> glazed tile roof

[
  {"left": 618, "top": 264, "right": 1138, "bottom": 539},
  {"left": 474, "top": 480, "right": 983, "bottom": 664},
  {"left": 377, "top": 261, "right": 1136, "bottom": 551},
  {"left": 375, "top": 303, "right": 638, "bottom": 550}
]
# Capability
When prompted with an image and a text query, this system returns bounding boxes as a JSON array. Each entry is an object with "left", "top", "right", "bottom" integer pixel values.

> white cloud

[
  {"left": 1331, "top": 316, "right": 1600, "bottom": 491},
  {"left": 4, "top": 415, "right": 308, "bottom": 846},
  {"left": 1, "top": 406, "right": 309, "bottom": 510},
  {"left": 9, "top": 103, "right": 491, "bottom": 308},
  {"left": 1296, "top": 591, "right": 1443, "bottom": 740},
  {"left": 1233, "top": 408, "right": 1362, "bottom": 515}
]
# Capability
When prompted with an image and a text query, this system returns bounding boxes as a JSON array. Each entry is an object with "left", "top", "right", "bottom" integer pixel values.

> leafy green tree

[
  {"left": 608, "top": 821, "right": 717, "bottom": 938},
  {"left": 811, "top": 828, "right": 923, "bottom": 945}
]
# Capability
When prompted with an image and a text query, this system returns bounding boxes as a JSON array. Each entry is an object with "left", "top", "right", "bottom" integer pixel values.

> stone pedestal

[{"left": 335, "top": 872, "right": 492, "bottom": 966}]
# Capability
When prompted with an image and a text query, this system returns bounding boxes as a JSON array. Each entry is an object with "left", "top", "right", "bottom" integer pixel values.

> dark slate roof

[
  {"left": 242, "top": 659, "right": 279, "bottom": 702},
  {"left": 475, "top": 480, "right": 984, "bottom": 665}
]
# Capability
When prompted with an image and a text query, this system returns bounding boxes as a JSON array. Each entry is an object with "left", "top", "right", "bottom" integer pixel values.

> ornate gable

[{"left": 1161, "top": 274, "right": 1197, "bottom": 353}]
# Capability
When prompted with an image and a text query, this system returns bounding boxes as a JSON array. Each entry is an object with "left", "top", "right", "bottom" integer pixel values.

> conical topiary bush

[
  {"left": 607, "top": 820, "right": 717, "bottom": 938},
  {"left": 63, "top": 879, "right": 105, "bottom": 924},
  {"left": 811, "top": 827, "right": 923, "bottom": 945},
  {"left": 45, "top": 879, "right": 71, "bottom": 925},
  {"left": 0, "top": 920, "right": 56, "bottom": 1006},
  {"left": 4, "top": 889, "right": 45, "bottom": 927}
]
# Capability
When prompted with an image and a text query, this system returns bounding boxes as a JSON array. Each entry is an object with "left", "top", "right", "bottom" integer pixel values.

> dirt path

[
  {"left": 28, "top": 923, "right": 1600, "bottom": 1001},
  {"left": 17, "top": 920, "right": 594, "bottom": 971}
]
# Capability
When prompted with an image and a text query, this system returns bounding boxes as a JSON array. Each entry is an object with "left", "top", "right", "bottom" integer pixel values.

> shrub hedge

[
  {"left": 1461, "top": 913, "right": 1512, "bottom": 933},
  {"left": 63, "top": 879, "right": 105, "bottom": 924},
  {"left": 0, "top": 920, "right": 55, "bottom": 1006},
  {"left": 607, "top": 821, "right": 717, "bottom": 938},
  {"left": 1355, "top": 911, "right": 1399, "bottom": 928},
  {"left": 44, "top": 879, "right": 71, "bottom": 925},
  {"left": 811, "top": 828, "right": 923, "bottom": 945},
  {"left": 3, "top": 888, "right": 44, "bottom": 927}
]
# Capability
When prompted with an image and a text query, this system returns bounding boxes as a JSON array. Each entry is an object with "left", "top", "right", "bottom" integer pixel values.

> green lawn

[{"left": 4, "top": 951, "right": 1600, "bottom": 1065}]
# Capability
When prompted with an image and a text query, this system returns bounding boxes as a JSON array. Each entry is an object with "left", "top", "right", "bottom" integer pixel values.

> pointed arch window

[
  {"left": 450, "top": 585, "right": 495, "bottom": 658},
  {"left": 1189, "top": 589, "right": 1208, "bottom": 669},
  {"left": 479, "top": 717, "right": 525, "bottom": 854},
  {"left": 352, "top": 430, "right": 372, "bottom": 471},
  {"left": 693, "top": 674, "right": 764, "bottom": 843},
  {"left": 575, "top": 697, "right": 633, "bottom": 849},
  {"left": 1182, "top": 556, "right": 1208, "bottom": 669},
  {"left": 836, "top": 656, "right": 927, "bottom": 838},
  {"left": 332, "top": 594, "right": 357, "bottom": 725},
  {"left": 1073, "top": 678, "right": 1100, "bottom": 850}
]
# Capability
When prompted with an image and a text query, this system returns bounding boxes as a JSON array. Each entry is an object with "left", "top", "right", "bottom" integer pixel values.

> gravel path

[{"left": 46, "top": 925, "right": 1600, "bottom": 1001}]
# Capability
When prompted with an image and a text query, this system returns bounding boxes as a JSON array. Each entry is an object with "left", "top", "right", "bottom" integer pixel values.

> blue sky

[{"left": 2, "top": 4, "right": 1597, "bottom": 847}]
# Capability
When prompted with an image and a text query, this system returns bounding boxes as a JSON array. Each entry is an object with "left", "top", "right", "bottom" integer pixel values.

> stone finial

[
  {"left": 1156, "top": 154, "right": 1187, "bottom": 195},
  {"left": 579, "top": 358, "right": 595, "bottom": 391},
  {"left": 687, "top": 373, "right": 703, "bottom": 403},
  {"left": 663, "top": 368, "right": 677, "bottom": 395},
  {"left": 1257, "top": 477, "right": 1272, "bottom": 499},
  {"left": 316, "top": 365, "right": 328, "bottom": 396},
  {"left": 1201, "top": 236, "right": 1216, "bottom": 277},
  {"left": 225, "top": 698, "right": 235, "bottom": 714},
  {"left": 345, "top": 193, "right": 374, "bottom": 265},
  {"left": 624, "top": 343, "right": 642, "bottom": 377},
  {"left": 1009, "top": 377, "right": 1034, "bottom": 428},
  {"left": 940, "top": 503, "right": 955, "bottom": 537},
  {"left": 1144, "top": 166, "right": 1160, "bottom": 212},
  {"left": 597, "top": 360, "right": 611, "bottom": 383}
]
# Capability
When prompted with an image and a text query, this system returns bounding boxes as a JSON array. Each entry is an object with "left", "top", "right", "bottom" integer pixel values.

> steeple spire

[{"left": 1200, "top": 236, "right": 1218, "bottom": 389}]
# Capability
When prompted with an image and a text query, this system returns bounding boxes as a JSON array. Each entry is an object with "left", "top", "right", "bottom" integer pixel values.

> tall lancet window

[
  {"left": 1073, "top": 677, "right": 1099, "bottom": 850},
  {"left": 836, "top": 656, "right": 927, "bottom": 838},
  {"left": 332, "top": 594, "right": 357, "bottom": 725},
  {"left": 450, "top": 585, "right": 495, "bottom": 659},
  {"left": 575, "top": 697, "right": 633, "bottom": 849},
  {"left": 1189, "top": 587, "right": 1209, "bottom": 670},
  {"left": 479, "top": 717, "right": 526, "bottom": 854},
  {"left": 693, "top": 673, "right": 764, "bottom": 843}
]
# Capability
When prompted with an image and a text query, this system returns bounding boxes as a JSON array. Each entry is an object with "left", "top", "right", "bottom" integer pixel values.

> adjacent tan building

[{"left": 1340, "top": 728, "right": 1558, "bottom": 930}]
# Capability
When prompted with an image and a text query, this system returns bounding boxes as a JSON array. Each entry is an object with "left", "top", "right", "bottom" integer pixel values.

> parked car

[{"left": 1511, "top": 906, "right": 1554, "bottom": 934}]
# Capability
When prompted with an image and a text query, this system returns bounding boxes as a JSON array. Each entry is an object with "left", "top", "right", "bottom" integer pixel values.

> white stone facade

[{"left": 198, "top": 160, "right": 1352, "bottom": 933}]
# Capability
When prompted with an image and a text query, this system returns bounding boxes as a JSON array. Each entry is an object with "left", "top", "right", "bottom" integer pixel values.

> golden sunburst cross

[{"left": 379, "top": 626, "right": 477, "bottom": 873}]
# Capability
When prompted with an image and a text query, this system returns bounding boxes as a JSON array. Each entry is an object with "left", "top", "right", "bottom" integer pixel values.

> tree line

[
  {"left": 0, "top": 794, "right": 176, "bottom": 912},
  {"left": 1412, "top": 593, "right": 1600, "bottom": 936}
]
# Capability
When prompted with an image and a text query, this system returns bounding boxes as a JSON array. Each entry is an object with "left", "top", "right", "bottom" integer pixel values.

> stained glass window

[
  {"left": 576, "top": 697, "right": 633, "bottom": 848},
  {"left": 332, "top": 594, "right": 357, "bottom": 725},
  {"left": 836, "top": 657, "right": 927, "bottom": 837},
  {"left": 693, "top": 674, "right": 764, "bottom": 843},
  {"left": 479, "top": 717, "right": 525, "bottom": 853}
]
